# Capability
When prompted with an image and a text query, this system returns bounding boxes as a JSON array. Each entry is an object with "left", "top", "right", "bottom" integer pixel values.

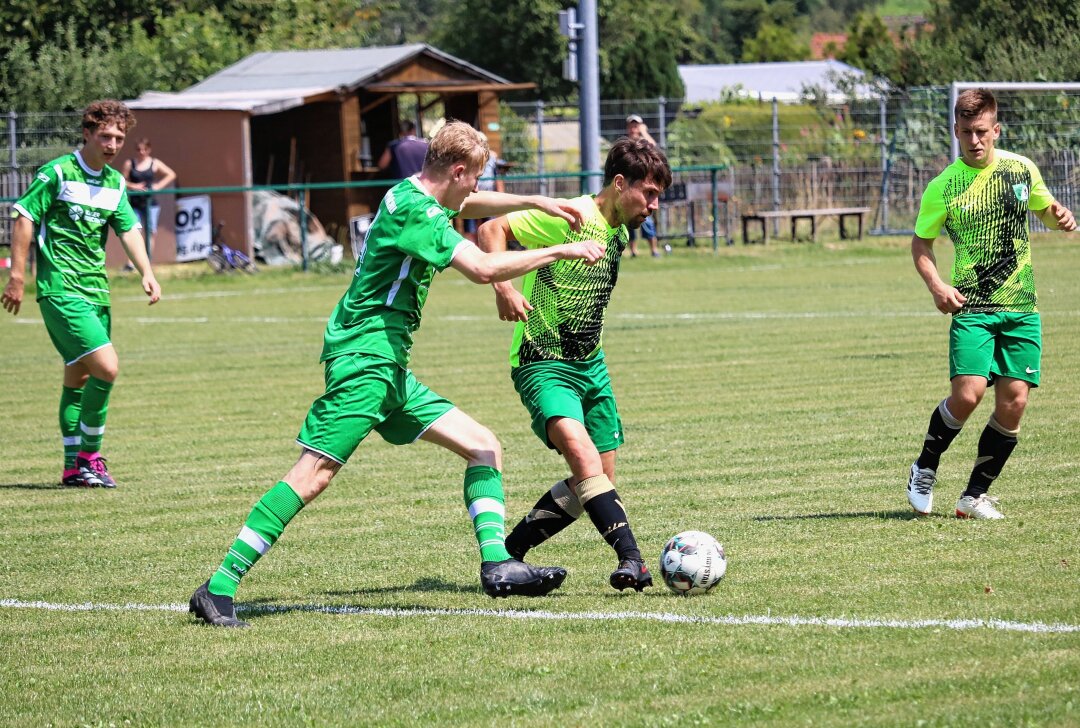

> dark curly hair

[
  {"left": 82, "top": 100, "right": 137, "bottom": 134},
  {"left": 603, "top": 137, "right": 671, "bottom": 189}
]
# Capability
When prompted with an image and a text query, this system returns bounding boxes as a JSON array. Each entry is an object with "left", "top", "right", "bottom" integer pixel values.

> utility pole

[{"left": 560, "top": 1, "right": 601, "bottom": 193}]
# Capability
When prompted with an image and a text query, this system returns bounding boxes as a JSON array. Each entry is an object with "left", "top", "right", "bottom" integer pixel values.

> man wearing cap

[{"left": 625, "top": 115, "right": 662, "bottom": 257}]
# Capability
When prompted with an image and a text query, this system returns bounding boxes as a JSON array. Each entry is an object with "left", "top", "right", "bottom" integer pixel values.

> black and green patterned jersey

[
  {"left": 505, "top": 195, "right": 627, "bottom": 367},
  {"left": 12, "top": 151, "right": 140, "bottom": 306},
  {"left": 321, "top": 176, "right": 471, "bottom": 367},
  {"left": 915, "top": 149, "right": 1054, "bottom": 314}
]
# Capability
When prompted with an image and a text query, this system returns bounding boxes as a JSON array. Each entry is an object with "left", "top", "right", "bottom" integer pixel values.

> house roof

[
  {"left": 129, "top": 44, "right": 516, "bottom": 115},
  {"left": 678, "top": 60, "right": 878, "bottom": 104}
]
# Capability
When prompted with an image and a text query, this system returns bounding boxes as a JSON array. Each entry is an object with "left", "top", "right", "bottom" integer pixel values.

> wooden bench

[{"left": 741, "top": 207, "right": 871, "bottom": 244}]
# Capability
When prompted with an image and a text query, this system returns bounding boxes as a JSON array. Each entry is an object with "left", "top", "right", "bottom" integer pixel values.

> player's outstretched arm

[
  {"left": 460, "top": 191, "right": 584, "bottom": 231},
  {"left": 477, "top": 216, "right": 533, "bottom": 322},
  {"left": 118, "top": 228, "right": 162, "bottom": 305},
  {"left": 911, "top": 234, "right": 965, "bottom": 314},
  {"left": 1, "top": 215, "right": 33, "bottom": 315},
  {"left": 451, "top": 239, "right": 605, "bottom": 285},
  {"left": 1034, "top": 201, "right": 1077, "bottom": 232}
]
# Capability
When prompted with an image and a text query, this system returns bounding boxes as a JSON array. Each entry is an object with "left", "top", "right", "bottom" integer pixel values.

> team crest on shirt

[
  {"left": 68, "top": 204, "right": 85, "bottom": 222},
  {"left": 1013, "top": 184, "right": 1029, "bottom": 202}
]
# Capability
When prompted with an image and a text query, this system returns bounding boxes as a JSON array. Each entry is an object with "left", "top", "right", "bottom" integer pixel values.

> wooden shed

[{"left": 123, "top": 43, "right": 531, "bottom": 265}]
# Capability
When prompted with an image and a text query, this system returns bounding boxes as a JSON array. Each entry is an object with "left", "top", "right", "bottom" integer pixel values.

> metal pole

[
  {"left": 536, "top": 100, "right": 546, "bottom": 197},
  {"left": 949, "top": 83, "right": 959, "bottom": 161},
  {"left": 299, "top": 187, "right": 309, "bottom": 272},
  {"left": 657, "top": 96, "right": 667, "bottom": 150},
  {"left": 771, "top": 97, "right": 780, "bottom": 237},
  {"left": 710, "top": 166, "right": 719, "bottom": 251},
  {"left": 578, "top": 0, "right": 601, "bottom": 194},
  {"left": 8, "top": 111, "right": 17, "bottom": 169},
  {"left": 879, "top": 94, "right": 889, "bottom": 232}
]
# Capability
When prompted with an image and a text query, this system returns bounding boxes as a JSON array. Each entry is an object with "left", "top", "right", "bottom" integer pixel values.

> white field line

[
  {"left": 1, "top": 598, "right": 1076, "bottom": 634},
  {"left": 10, "top": 310, "right": 1080, "bottom": 327}
]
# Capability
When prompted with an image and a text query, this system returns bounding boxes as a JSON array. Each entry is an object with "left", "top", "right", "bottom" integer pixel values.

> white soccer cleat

[
  {"left": 907, "top": 462, "right": 937, "bottom": 515},
  {"left": 955, "top": 494, "right": 1005, "bottom": 520}
]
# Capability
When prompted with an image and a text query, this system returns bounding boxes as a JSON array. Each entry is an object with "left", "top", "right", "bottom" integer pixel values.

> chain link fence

[{"left": 4, "top": 87, "right": 1078, "bottom": 251}]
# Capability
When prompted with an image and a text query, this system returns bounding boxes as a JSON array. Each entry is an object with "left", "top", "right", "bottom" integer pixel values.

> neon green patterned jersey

[
  {"left": 321, "top": 176, "right": 472, "bottom": 367},
  {"left": 914, "top": 149, "right": 1054, "bottom": 313},
  {"left": 505, "top": 195, "right": 627, "bottom": 367},
  {"left": 13, "top": 151, "right": 140, "bottom": 306}
]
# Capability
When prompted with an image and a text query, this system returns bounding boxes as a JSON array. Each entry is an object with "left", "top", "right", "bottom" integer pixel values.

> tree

[
  {"left": 838, "top": 12, "right": 898, "bottom": 81},
  {"left": 431, "top": 0, "right": 574, "bottom": 100},
  {"left": 741, "top": 22, "right": 809, "bottom": 62}
]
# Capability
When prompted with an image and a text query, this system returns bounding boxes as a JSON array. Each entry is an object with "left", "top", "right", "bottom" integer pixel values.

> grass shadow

[
  {"left": 322, "top": 576, "right": 477, "bottom": 598},
  {"left": 0, "top": 482, "right": 63, "bottom": 490},
  {"left": 752, "top": 510, "right": 921, "bottom": 522}
]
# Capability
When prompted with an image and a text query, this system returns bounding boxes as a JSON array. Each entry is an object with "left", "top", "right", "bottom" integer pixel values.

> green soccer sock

[
  {"left": 464, "top": 465, "right": 512, "bottom": 563},
  {"left": 207, "top": 481, "right": 306, "bottom": 598},
  {"left": 77, "top": 376, "right": 113, "bottom": 454},
  {"left": 59, "top": 386, "right": 83, "bottom": 469}
]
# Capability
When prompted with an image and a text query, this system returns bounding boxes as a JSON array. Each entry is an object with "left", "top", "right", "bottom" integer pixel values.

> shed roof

[
  {"left": 130, "top": 43, "right": 516, "bottom": 115},
  {"left": 678, "top": 60, "right": 878, "bottom": 104}
]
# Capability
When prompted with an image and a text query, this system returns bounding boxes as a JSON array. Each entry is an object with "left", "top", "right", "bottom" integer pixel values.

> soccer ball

[{"left": 659, "top": 530, "right": 727, "bottom": 595}]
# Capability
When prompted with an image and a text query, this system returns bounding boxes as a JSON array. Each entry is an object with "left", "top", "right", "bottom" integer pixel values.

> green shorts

[
  {"left": 38, "top": 295, "right": 112, "bottom": 365},
  {"left": 511, "top": 355, "right": 624, "bottom": 452},
  {"left": 297, "top": 353, "right": 455, "bottom": 464},
  {"left": 950, "top": 312, "right": 1042, "bottom": 387}
]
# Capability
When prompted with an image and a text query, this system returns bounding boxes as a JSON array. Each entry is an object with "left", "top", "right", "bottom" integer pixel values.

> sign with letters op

[{"left": 175, "top": 195, "right": 212, "bottom": 262}]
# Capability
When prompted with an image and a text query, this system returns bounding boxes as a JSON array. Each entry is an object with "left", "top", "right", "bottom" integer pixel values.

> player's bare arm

[
  {"left": 451, "top": 239, "right": 605, "bottom": 285},
  {"left": 477, "top": 216, "right": 534, "bottom": 322},
  {"left": 911, "top": 234, "right": 966, "bottom": 314},
  {"left": 1, "top": 215, "right": 33, "bottom": 315},
  {"left": 1034, "top": 201, "right": 1077, "bottom": 232},
  {"left": 118, "top": 227, "right": 162, "bottom": 304},
  {"left": 460, "top": 192, "right": 585, "bottom": 231}
]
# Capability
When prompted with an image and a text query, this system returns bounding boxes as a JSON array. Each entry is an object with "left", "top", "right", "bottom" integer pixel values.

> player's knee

[{"left": 468, "top": 426, "right": 502, "bottom": 463}]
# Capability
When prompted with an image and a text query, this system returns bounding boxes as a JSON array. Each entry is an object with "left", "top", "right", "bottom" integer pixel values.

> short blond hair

[
  {"left": 955, "top": 89, "right": 997, "bottom": 122},
  {"left": 424, "top": 120, "right": 488, "bottom": 174}
]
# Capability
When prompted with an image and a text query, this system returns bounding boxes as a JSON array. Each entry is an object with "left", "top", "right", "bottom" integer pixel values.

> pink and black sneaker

[
  {"left": 76, "top": 454, "right": 117, "bottom": 488},
  {"left": 61, "top": 466, "right": 99, "bottom": 487}
]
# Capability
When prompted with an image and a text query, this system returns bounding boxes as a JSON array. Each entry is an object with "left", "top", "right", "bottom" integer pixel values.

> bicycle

[{"left": 207, "top": 222, "right": 257, "bottom": 274}]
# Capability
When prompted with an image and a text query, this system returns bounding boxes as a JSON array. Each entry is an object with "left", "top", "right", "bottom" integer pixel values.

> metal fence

[{"left": 4, "top": 86, "right": 1079, "bottom": 251}]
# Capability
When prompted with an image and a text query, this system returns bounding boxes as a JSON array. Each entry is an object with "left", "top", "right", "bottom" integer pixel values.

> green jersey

[
  {"left": 506, "top": 195, "right": 627, "bottom": 367},
  {"left": 915, "top": 149, "right": 1054, "bottom": 314},
  {"left": 321, "top": 176, "right": 471, "bottom": 367},
  {"left": 13, "top": 151, "right": 140, "bottom": 307}
]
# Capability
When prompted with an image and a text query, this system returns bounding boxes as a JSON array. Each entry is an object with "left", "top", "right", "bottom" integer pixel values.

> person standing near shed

[{"left": 378, "top": 120, "right": 428, "bottom": 180}]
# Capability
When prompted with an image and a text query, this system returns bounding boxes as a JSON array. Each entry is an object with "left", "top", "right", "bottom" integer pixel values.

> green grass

[
  {"left": 2, "top": 237, "right": 1079, "bottom": 726},
  {"left": 876, "top": 0, "right": 931, "bottom": 18}
]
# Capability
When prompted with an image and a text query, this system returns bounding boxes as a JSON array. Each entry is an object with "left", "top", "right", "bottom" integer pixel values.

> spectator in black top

[
  {"left": 121, "top": 139, "right": 176, "bottom": 264},
  {"left": 378, "top": 120, "right": 428, "bottom": 180}
]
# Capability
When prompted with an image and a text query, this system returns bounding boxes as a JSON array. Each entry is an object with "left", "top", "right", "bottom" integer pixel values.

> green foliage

[
  {"left": 497, "top": 102, "right": 535, "bottom": 172},
  {"left": 741, "top": 22, "right": 810, "bottom": 63},
  {"left": 669, "top": 98, "right": 879, "bottom": 166},
  {"left": 431, "top": 0, "right": 573, "bottom": 100},
  {"left": 598, "top": 0, "right": 689, "bottom": 99},
  {"left": 838, "top": 12, "right": 898, "bottom": 80}
]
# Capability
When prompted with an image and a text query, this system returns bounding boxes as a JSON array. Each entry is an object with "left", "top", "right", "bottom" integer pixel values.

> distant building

[
  {"left": 811, "top": 33, "right": 848, "bottom": 60},
  {"left": 678, "top": 60, "right": 879, "bottom": 105}
]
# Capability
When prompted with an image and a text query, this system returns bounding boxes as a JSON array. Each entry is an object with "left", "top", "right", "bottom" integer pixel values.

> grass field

[{"left": 2, "top": 236, "right": 1078, "bottom": 726}]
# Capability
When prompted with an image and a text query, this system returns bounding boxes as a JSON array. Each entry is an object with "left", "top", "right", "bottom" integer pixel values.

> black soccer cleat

[
  {"left": 189, "top": 580, "right": 250, "bottom": 628},
  {"left": 610, "top": 559, "right": 653, "bottom": 592},
  {"left": 480, "top": 559, "right": 567, "bottom": 598}
]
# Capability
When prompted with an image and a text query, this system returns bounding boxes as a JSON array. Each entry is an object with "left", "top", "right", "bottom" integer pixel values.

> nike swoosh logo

[{"left": 1026, "top": 367, "right": 1039, "bottom": 374}]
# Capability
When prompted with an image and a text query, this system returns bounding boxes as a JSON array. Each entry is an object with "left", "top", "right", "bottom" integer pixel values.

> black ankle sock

[
  {"left": 963, "top": 422, "right": 1018, "bottom": 498},
  {"left": 504, "top": 481, "right": 579, "bottom": 559},
  {"left": 582, "top": 489, "right": 641, "bottom": 562},
  {"left": 916, "top": 403, "right": 962, "bottom": 471}
]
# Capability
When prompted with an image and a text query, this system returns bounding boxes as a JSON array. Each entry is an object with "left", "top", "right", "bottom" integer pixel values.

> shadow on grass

[
  {"left": 321, "top": 576, "right": 477, "bottom": 598},
  {"left": 0, "top": 482, "right": 63, "bottom": 490},
  {"left": 752, "top": 510, "right": 920, "bottom": 522}
]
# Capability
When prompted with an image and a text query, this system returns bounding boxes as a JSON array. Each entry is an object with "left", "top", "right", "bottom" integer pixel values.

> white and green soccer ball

[{"left": 659, "top": 530, "right": 727, "bottom": 595}]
